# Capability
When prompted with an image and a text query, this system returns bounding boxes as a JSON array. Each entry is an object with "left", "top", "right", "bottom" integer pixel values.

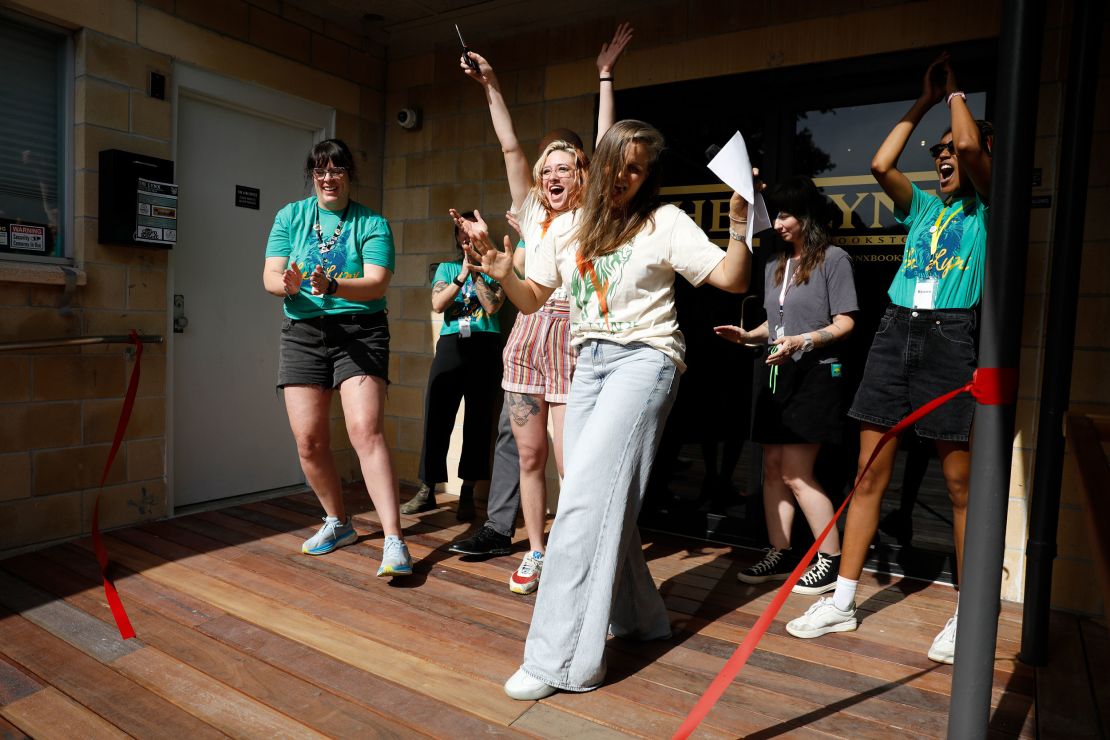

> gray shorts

[{"left": 277, "top": 311, "right": 390, "bottom": 389}]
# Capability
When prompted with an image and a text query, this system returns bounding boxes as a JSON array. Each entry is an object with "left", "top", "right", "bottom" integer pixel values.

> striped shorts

[{"left": 502, "top": 297, "right": 575, "bottom": 403}]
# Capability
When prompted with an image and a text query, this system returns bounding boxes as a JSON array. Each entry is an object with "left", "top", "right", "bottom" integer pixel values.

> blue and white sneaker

[
  {"left": 377, "top": 535, "right": 413, "bottom": 577},
  {"left": 302, "top": 516, "right": 357, "bottom": 556}
]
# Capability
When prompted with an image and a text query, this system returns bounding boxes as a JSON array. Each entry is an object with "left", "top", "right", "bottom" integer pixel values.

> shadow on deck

[{"left": 0, "top": 485, "right": 1105, "bottom": 738}]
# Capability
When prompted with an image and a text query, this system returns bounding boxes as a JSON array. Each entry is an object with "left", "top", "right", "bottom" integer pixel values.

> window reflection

[{"left": 798, "top": 95, "right": 987, "bottom": 235}]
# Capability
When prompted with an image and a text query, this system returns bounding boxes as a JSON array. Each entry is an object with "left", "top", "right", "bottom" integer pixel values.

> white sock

[{"left": 833, "top": 576, "right": 858, "bottom": 612}]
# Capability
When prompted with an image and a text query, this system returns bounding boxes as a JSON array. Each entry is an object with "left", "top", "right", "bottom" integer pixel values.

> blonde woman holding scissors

[{"left": 434, "top": 24, "right": 632, "bottom": 596}]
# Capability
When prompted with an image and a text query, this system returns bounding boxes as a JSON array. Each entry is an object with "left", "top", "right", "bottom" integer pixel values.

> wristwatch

[{"left": 801, "top": 333, "right": 814, "bottom": 353}]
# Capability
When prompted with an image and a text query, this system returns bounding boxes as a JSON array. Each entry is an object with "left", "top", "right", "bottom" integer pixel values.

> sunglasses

[{"left": 928, "top": 141, "right": 956, "bottom": 158}]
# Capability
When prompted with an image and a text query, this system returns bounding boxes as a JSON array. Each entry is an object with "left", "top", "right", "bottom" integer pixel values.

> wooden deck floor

[{"left": 0, "top": 487, "right": 1104, "bottom": 738}]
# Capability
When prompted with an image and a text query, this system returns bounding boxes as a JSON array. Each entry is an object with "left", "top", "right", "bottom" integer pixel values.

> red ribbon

[
  {"left": 90, "top": 330, "right": 141, "bottom": 640},
  {"left": 672, "top": 366, "right": 1017, "bottom": 738}
]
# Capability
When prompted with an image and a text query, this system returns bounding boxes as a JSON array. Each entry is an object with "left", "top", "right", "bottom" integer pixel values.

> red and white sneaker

[{"left": 509, "top": 550, "right": 544, "bottom": 594}]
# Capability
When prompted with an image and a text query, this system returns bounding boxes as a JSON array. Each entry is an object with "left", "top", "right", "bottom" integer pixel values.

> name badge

[
  {"left": 913, "top": 279, "right": 937, "bottom": 310},
  {"left": 775, "top": 325, "right": 785, "bottom": 341},
  {"left": 458, "top": 316, "right": 471, "bottom": 338}
]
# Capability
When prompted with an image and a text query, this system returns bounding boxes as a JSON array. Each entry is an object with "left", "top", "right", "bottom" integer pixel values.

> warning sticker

[{"left": 10, "top": 224, "right": 46, "bottom": 252}]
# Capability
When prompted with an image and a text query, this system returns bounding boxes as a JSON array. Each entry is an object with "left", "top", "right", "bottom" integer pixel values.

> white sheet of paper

[
  {"left": 708, "top": 131, "right": 753, "bottom": 199},
  {"left": 747, "top": 193, "right": 771, "bottom": 244},
  {"left": 707, "top": 130, "right": 772, "bottom": 245}
]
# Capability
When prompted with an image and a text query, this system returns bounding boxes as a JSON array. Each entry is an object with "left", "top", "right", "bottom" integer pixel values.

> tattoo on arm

[
  {"left": 507, "top": 392, "right": 542, "bottom": 427},
  {"left": 817, "top": 330, "right": 835, "bottom": 346},
  {"left": 432, "top": 281, "right": 450, "bottom": 295},
  {"left": 474, "top": 278, "right": 505, "bottom": 312}
]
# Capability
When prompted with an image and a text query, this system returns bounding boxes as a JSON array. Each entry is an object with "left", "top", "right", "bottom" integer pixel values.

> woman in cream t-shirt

[{"left": 455, "top": 119, "right": 753, "bottom": 701}]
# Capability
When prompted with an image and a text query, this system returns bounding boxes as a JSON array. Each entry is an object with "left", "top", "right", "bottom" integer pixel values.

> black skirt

[{"left": 751, "top": 349, "right": 847, "bottom": 445}]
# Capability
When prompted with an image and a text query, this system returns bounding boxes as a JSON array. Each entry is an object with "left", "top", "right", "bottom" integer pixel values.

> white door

[{"left": 172, "top": 80, "right": 328, "bottom": 507}]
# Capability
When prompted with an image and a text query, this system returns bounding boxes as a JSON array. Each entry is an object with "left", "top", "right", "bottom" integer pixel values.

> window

[{"left": 0, "top": 14, "right": 68, "bottom": 262}]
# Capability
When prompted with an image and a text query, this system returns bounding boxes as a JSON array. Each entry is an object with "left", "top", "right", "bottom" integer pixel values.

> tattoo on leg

[{"left": 508, "top": 392, "right": 542, "bottom": 427}]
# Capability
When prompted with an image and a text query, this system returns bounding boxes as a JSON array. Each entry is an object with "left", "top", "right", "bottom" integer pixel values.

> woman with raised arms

[{"left": 455, "top": 119, "right": 752, "bottom": 699}]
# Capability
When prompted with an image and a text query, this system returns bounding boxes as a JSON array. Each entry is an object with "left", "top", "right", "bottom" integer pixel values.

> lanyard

[
  {"left": 777, "top": 258, "right": 795, "bottom": 327},
  {"left": 929, "top": 201, "right": 964, "bottom": 254},
  {"left": 314, "top": 204, "right": 350, "bottom": 253}
]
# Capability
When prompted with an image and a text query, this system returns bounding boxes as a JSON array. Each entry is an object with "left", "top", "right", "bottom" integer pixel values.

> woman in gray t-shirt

[{"left": 715, "top": 176, "right": 858, "bottom": 596}]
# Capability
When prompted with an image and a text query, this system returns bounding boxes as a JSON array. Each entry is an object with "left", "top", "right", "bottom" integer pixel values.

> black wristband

[
  {"left": 452, "top": 275, "right": 465, "bottom": 287},
  {"left": 326, "top": 277, "right": 339, "bottom": 295},
  {"left": 599, "top": 76, "right": 613, "bottom": 82}
]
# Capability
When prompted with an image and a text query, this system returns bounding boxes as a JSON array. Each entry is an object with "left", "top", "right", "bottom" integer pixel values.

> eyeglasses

[
  {"left": 928, "top": 142, "right": 956, "bottom": 158},
  {"left": 312, "top": 167, "right": 349, "bottom": 180},
  {"left": 540, "top": 164, "right": 576, "bottom": 180}
]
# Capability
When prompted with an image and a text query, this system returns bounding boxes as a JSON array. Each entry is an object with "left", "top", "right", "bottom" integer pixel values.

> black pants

[{"left": 418, "top": 332, "right": 503, "bottom": 484}]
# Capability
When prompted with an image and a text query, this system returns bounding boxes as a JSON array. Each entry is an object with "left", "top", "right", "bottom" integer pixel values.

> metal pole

[
  {"left": 948, "top": 0, "right": 1045, "bottom": 737},
  {"left": 0, "top": 335, "right": 164, "bottom": 352},
  {"left": 1019, "top": 0, "right": 1104, "bottom": 667}
]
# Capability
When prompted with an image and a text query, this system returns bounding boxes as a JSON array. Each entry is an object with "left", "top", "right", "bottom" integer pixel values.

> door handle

[{"left": 173, "top": 294, "right": 189, "bottom": 333}]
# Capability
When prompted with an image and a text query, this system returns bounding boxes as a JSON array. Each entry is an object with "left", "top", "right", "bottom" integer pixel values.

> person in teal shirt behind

[
  {"left": 262, "top": 138, "right": 412, "bottom": 576},
  {"left": 402, "top": 211, "right": 506, "bottom": 522},
  {"left": 786, "top": 54, "right": 993, "bottom": 667}
]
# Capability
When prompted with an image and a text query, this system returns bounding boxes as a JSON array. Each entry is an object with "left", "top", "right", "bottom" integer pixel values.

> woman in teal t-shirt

[
  {"left": 786, "top": 55, "right": 993, "bottom": 667},
  {"left": 402, "top": 211, "right": 505, "bottom": 520},
  {"left": 262, "top": 138, "right": 411, "bottom": 576}
]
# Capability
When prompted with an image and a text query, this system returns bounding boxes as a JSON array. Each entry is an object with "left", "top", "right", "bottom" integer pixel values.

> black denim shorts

[
  {"left": 848, "top": 304, "right": 977, "bottom": 441},
  {"left": 277, "top": 311, "right": 390, "bottom": 389}
]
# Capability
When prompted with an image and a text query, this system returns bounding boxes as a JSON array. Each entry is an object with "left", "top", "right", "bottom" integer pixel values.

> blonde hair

[
  {"left": 530, "top": 140, "right": 588, "bottom": 221},
  {"left": 573, "top": 120, "right": 665, "bottom": 263}
]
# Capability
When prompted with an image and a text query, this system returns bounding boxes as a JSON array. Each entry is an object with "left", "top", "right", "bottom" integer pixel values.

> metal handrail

[{"left": 0, "top": 335, "right": 164, "bottom": 352}]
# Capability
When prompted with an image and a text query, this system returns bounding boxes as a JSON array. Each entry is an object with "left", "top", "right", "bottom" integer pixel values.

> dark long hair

[
  {"left": 765, "top": 176, "right": 834, "bottom": 287},
  {"left": 573, "top": 120, "right": 665, "bottom": 262},
  {"left": 304, "top": 139, "right": 358, "bottom": 182}
]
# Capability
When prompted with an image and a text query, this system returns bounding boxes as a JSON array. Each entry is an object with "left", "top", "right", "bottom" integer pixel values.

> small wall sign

[{"left": 236, "top": 185, "right": 260, "bottom": 210}]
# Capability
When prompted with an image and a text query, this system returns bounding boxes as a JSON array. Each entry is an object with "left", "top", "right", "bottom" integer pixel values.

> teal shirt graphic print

[{"left": 888, "top": 184, "right": 987, "bottom": 310}]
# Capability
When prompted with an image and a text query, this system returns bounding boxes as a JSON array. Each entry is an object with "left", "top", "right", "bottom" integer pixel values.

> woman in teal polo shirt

[
  {"left": 262, "top": 138, "right": 412, "bottom": 576},
  {"left": 786, "top": 54, "right": 993, "bottom": 665},
  {"left": 404, "top": 211, "right": 505, "bottom": 520}
]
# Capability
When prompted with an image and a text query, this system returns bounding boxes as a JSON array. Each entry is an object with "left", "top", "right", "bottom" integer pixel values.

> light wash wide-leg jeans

[{"left": 520, "top": 339, "right": 679, "bottom": 692}]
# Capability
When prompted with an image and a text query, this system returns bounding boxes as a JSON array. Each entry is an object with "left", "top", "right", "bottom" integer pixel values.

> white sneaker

[
  {"left": 509, "top": 550, "right": 543, "bottom": 594},
  {"left": 301, "top": 516, "right": 357, "bottom": 556},
  {"left": 927, "top": 615, "right": 957, "bottom": 664},
  {"left": 504, "top": 668, "right": 556, "bottom": 700},
  {"left": 785, "top": 596, "right": 858, "bottom": 638},
  {"left": 376, "top": 535, "right": 413, "bottom": 577}
]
